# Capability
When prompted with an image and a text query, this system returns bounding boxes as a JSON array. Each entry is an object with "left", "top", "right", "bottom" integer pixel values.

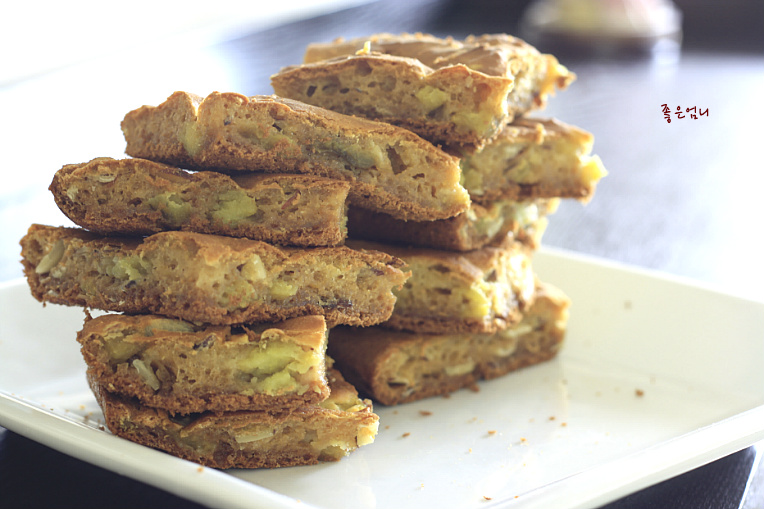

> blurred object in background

[{"left": 519, "top": 0, "right": 683, "bottom": 58}]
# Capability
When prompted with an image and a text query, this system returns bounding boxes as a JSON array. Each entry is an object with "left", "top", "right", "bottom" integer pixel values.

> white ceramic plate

[{"left": 2, "top": 248, "right": 764, "bottom": 509}]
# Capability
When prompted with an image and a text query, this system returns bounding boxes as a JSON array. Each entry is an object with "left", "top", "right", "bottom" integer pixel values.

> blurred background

[{"left": 1, "top": 1, "right": 763, "bottom": 507}]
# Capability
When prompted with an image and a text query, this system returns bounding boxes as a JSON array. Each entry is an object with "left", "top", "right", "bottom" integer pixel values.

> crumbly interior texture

[
  {"left": 271, "top": 52, "right": 514, "bottom": 149},
  {"left": 121, "top": 91, "right": 470, "bottom": 221},
  {"left": 302, "top": 32, "right": 575, "bottom": 133},
  {"left": 21, "top": 225, "right": 409, "bottom": 327},
  {"left": 91, "top": 369, "right": 379, "bottom": 469},
  {"left": 347, "top": 240, "right": 536, "bottom": 334},
  {"left": 460, "top": 118, "right": 607, "bottom": 204},
  {"left": 50, "top": 157, "right": 350, "bottom": 247},
  {"left": 347, "top": 198, "right": 558, "bottom": 252},
  {"left": 328, "top": 283, "right": 569, "bottom": 405},
  {"left": 78, "top": 314, "right": 330, "bottom": 414}
]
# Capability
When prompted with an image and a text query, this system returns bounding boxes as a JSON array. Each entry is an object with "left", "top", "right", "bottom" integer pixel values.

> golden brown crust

[
  {"left": 303, "top": 32, "right": 575, "bottom": 129},
  {"left": 20, "top": 224, "right": 409, "bottom": 327},
  {"left": 460, "top": 117, "right": 607, "bottom": 204},
  {"left": 90, "top": 369, "right": 379, "bottom": 469},
  {"left": 328, "top": 283, "right": 569, "bottom": 405},
  {"left": 78, "top": 314, "right": 330, "bottom": 415},
  {"left": 50, "top": 157, "right": 350, "bottom": 247},
  {"left": 347, "top": 198, "right": 557, "bottom": 252},
  {"left": 305, "top": 33, "right": 533, "bottom": 78},
  {"left": 272, "top": 52, "right": 514, "bottom": 149},
  {"left": 121, "top": 91, "right": 469, "bottom": 221},
  {"left": 346, "top": 240, "right": 536, "bottom": 334}
]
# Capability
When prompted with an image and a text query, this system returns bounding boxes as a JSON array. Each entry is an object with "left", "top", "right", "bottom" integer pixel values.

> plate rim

[{"left": 2, "top": 246, "right": 763, "bottom": 509}]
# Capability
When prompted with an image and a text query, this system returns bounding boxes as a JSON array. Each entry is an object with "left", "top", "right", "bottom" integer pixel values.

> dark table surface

[{"left": 1, "top": 0, "right": 763, "bottom": 507}]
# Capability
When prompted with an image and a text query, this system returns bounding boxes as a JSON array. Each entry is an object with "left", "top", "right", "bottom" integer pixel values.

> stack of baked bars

[{"left": 19, "top": 32, "right": 605, "bottom": 469}]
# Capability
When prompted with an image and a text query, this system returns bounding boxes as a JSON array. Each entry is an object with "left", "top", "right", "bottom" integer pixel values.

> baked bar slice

[
  {"left": 347, "top": 198, "right": 558, "bottom": 252},
  {"left": 347, "top": 240, "right": 535, "bottom": 334},
  {"left": 50, "top": 157, "right": 349, "bottom": 247},
  {"left": 121, "top": 91, "right": 470, "bottom": 221},
  {"left": 90, "top": 368, "right": 379, "bottom": 469},
  {"left": 302, "top": 33, "right": 574, "bottom": 137},
  {"left": 328, "top": 283, "right": 569, "bottom": 405},
  {"left": 459, "top": 117, "right": 607, "bottom": 204},
  {"left": 20, "top": 225, "right": 409, "bottom": 327},
  {"left": 78, "top": 314, "right": 330, "bottom": 415},
  {"left": 271, "top": 51, "right": 515, "bottom": 149}
]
